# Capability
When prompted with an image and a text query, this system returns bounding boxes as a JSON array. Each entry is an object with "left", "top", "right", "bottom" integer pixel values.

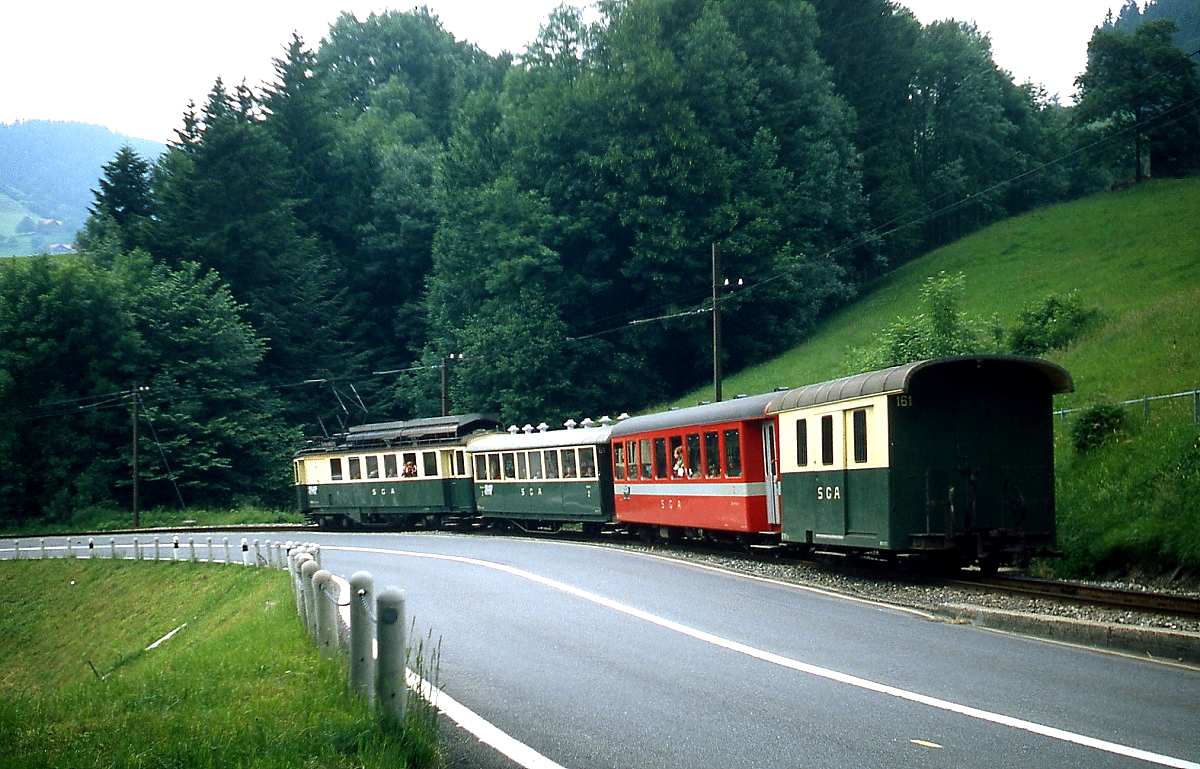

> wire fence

[{"left": 1055, "top": 388, "right": 1200, "bottom": 425}]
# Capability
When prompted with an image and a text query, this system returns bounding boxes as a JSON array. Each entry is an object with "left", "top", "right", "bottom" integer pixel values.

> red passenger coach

[{"left": 608, "top": 393, "right": 781, "bottom": 543}]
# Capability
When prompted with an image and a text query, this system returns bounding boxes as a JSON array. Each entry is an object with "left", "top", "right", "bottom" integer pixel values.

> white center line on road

[{"left": 328, "top": 544, "right": 1200, "bottom": 769}]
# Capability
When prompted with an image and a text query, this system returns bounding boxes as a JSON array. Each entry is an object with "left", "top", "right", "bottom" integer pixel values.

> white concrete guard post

[
  {"left": 66, "top": 538, "right": 73, "bottom": 558},
  {"left": 241, "top": 538, "right": 250, "bottom": 567},
  {"left": 88, "top": 538, "right": 95, "bottom": 558},
  {"left": 292, "top": 551, "right": 314, "bottom": 629},
  {"left": 300, "top": 559, "right": 321, "bottom": 642},
  {"left": 223, "top": 538, "right": 231, "bottom": 565},
  {"left": 207, "top": 537, "right": 214, "bottom": 563},
  {"left": 376, "top": 587, "right": 407, "bottom": 725},
  {"left": 189, "top": 538, "right": 197, "bottom": 563},
  {"left": 154, "top": 537, "right": 161, "bottom": 561},
  {"left": 253, "top": 539, "right": 261, "bottom": 568},
  {"left": 172, "top": 536, "right": 180, "bottom": 561},
  {"left": 349, "top": 571, "right": 375, "bottom": 702},
  {"left": 133, "top": 537, "right": 140, "bottom": 560},
  {"left": 312, "top": 569, "right": 339, "bottom": 657},
  {"left": 110, "top": 538, "right": 117, "bottom": 559}
]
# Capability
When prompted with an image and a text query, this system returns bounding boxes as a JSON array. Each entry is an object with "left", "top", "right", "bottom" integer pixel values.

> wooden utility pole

[
  {"left": 131, "top": 384, "right": 140, "bottom": 529},
  {"left": 712, "top": 243, "right": 722, "bottom": 404}
]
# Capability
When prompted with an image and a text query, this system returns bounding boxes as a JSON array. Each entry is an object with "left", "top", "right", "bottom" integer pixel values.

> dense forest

[{"left": 1, "top": 0, "right": 1197, "bottom": 522}]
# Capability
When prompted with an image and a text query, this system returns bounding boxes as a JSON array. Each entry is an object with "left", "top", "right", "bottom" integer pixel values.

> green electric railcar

[{"left": 294, "top": 414, "right": 501, "bottom": 528}]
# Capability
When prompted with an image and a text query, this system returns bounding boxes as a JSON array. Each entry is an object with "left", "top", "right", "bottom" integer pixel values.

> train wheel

[{"left": 977, "top": 555, "right": 1002, "bottom": 576}]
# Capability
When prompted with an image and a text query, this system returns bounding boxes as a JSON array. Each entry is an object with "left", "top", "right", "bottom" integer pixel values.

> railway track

[{"left": 948, "top": 573, "right": 1200, "bottom": 620}]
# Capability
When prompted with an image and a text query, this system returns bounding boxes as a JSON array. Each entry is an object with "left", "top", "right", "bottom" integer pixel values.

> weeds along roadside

[{"left": 0, "top": 558, "right": 443, "bottom": 769}]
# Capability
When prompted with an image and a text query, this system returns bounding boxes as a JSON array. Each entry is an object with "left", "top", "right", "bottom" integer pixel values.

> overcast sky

[{"left": 1, "top": 1, "right": 1121, "bottom": 144}]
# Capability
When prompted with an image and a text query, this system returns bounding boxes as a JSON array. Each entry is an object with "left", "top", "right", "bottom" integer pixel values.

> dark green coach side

[
  {"left": 768, "top": 355, "right": 1073, "bottom": 569},
  {"left": 467, "top": 424, "right": 616, "bottom": 533}
]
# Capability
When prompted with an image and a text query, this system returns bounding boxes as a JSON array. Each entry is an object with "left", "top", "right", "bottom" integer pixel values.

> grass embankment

[
  {"left": 0, "top": 559, "right": 441, "bottom": 769},
  {"left": 705, "top": 177, "right": 1200, "bottom": 580},
  {"left": 10, "top": 506, "right": 308, "bottom": 537}
]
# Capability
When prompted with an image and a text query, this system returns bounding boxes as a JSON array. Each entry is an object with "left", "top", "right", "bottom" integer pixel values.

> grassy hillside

[
  {"left": 714, "top": 177, "right": 1199, "bottom": 403},
  {"left": 709, "top": 177, "right": 1200, "bottom": 580}
]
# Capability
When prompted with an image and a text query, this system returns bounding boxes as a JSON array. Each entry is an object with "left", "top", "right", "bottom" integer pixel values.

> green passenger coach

[
  {"left": 768, "top": 355, "right": 1073, "bottom": 570},
  {"left": 467, "top": 424, "right": 616, "bottom": 534},
  {"left": 294, "top": 414, "right": 501, "bottom": 528}
]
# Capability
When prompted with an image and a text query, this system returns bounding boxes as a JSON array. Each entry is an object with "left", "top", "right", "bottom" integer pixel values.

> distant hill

[{"left": 0, "top": 120, "right": 165, "bottom": 256}]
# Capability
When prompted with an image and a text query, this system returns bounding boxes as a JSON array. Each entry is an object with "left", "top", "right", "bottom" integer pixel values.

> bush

[
  {"left": 1008, "top": 290, "right": 1101, "bottom": 355},
  {"left": 1069, "top": 403, "right": 1128, "bottom": 453}
]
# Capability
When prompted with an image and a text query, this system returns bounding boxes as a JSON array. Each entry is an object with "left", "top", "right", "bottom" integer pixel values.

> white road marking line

[
  {"left": 330, "top": 573, "right": 568, "bottom": 769},
  {"left": 329, "top": 545, "right": 1200, "bottom": 769}
]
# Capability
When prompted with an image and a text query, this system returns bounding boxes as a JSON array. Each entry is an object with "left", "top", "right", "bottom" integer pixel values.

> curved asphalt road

[
  {"left": 305, "top": 531, "right": 1199, "bottom": 769},
  {"left": 7, "top": 530, "right": 1199, "bottom": 768}
]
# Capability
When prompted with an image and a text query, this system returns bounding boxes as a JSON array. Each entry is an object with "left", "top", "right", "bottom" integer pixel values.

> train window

[
  {"left": 668, "top": 436, "right": 684, "bottom": 478},
  {"left": 853, "top": 409, "right": 868, "bottom": 463},
  {"left": 349, "top": 457, "right": 362, "bottom": 480},
  {"left": 724, "top": 429, "right": 742, "bottom": 477},
  {"left": 456, "top": 450, "right": 467, "bottom": 476},
  {"left": 704, "top": 432, "right": 721, "bottom": 477},
  {"left": 561, "top": 448, "right": 578, "bottom": 478},
  {"left": 366, "top": 456, "right": 380, "bottom": 479},
  {"left": 529, "top": 451, "right": 544, "bottom": 479},
  {"left": 653, "top": 438, "right": 668, "bottom": 479},
  {"left": 545, "top": 450, "right": 560, "bottom": 479},
  {"left": 517, "top": 452, "right": 528, "bottom": 480},
  {"left": 614, "top": 443, "right": 626, "bottom": 480},
  {"left": 488, "top": 454, "right": 501, "bottom": 480},
  {"left": 686, "top": 434, "right": 701, "bottom": 478},
  {"left": 330, "top": 458, "right": 343, "bottom": 481},
  {"left": 423, "top": 452, "right": 438, "bottom": 477},
  {"left": 821, "top": 416, "right": 834, "bottom": 466},
  {"left": 796, "top": 419, "right": 809, "bottom": 466},
  {"left": 475, "top": 455, "right": 488, "bottom": 480},
  {"left": 502, "top": 452, "right": 516, "bottom": 480},
  {"left": 384, "top": 454, "right": 399, "bottom": 478},
  {"left": 401, "top": 452, "right": 418, "bottom": 477},
  {"left": 639, "top": 439, "right": 653, "bottom": 478},
  {"left": 580, "top": 447, "right": 597, "bottom": 477}
]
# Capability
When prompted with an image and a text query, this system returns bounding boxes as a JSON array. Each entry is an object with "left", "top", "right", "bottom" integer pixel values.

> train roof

[
  {"left": 297, "top": 413, "right": 502, "bottom": 454},
  {"left": 606, "top": 356, "right": 1072, "bottom": 435},
  {"left": 609, "top": 392, "right": 777, "bottom": 436},
  {"left": 766, "top": 354, "right": 1074, "bottom": 412},
  {"left": 467, "top": 426, "right": 614, "bottom": 452}
]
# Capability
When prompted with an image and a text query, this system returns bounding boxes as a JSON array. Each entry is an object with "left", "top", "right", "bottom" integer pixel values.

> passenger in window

[
  {"left": 402, "top": 460, "right": 418, "bottom": 477},
  {"left": 673, "top": 446, "right": 689, "bottom": 478},
  {"left": 707, "top": 461, "right": 721, "bottom": 478}
]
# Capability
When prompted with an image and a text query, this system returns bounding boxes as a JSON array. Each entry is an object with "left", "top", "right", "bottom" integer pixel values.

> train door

[
  {"left": 761, "top": 423, "right": 781, "bottom": 527},
  {"left": 816, "top": 413, "right": 848, "bottom": 537}
]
